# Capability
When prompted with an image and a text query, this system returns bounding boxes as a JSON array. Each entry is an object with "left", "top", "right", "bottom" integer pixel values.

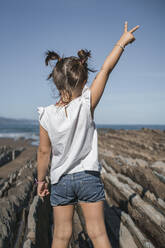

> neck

[{"left": 56, "top": 83, "right": 86, "bottom": 106}]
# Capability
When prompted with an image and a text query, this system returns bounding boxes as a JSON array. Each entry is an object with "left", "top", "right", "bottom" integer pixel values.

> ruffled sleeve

[
  {"left": 37, "top": 106, "right": 48, "bottom": 132},
  {"left": 81, "top": 84, "right": 91, "bottom": 108}
]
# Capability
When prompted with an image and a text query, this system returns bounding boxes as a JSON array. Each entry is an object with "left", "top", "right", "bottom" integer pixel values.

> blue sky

[{"left": 0, "top": 0, "right": 164, "bottom": 124}]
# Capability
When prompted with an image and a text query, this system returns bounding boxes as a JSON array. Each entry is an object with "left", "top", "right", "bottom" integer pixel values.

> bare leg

[
  {"left": 79, "top": 200, "right": 112, "bottom": 248},
  {"left": 51, "top": 204, "right": 74, "bottom": 248}
]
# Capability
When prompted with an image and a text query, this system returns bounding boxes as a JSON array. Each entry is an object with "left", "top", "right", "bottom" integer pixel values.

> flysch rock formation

[
  {"left": 0, "top": 145, "right": 25, "bottom": 168},
  {"left": 98, "top": 128, "right": 165, "bottom": 248},
  {"left": 0, "top": 127, "right": 165, "bottom": 248}
]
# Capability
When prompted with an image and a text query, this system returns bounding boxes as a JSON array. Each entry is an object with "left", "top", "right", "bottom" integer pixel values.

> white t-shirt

[{"left": 37, "top": 84, "right": 101, "bottom": 184}]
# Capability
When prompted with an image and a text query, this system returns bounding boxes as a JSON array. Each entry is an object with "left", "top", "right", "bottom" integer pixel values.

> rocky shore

[
  {"left": 98, "top": 128, "right": 165, "bottom": 248},
  {"left": 0, "top": 128, "right": 164, "bottom": 247}
]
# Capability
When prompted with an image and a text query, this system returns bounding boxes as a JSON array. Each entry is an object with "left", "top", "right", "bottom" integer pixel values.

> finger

[
  {"left": 129, "top": 25, "right": 140, "bottom": 33},
  {"left": 39, "top": 193, "right": 44, "bottom": 197},
  {"left": 124, "top": 21, "right": 128, "bottom": 32},
  {"left": 43, "top": 190, "right": 49, "bottom": 195}
]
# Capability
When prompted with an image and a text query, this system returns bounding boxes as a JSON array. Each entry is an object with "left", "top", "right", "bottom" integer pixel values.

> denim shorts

[{"left": 50, "top": 170, "right": 106, "bottom": 207}]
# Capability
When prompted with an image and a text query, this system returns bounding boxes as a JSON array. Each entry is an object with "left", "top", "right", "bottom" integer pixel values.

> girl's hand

[
  {"left": 37, "top": 181, "right": 50, "bottom": 198},
  {"left": 118, "top": 21, "right": 140, "bottom": 47}
]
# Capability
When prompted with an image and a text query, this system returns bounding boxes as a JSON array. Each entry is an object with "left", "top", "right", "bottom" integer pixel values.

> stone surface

[{"left": 0, "top": 128, "right": 165, "bottom": 247}]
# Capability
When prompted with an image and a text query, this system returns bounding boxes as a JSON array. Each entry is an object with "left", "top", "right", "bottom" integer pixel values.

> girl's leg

[
  {"left": 79, "top": 200, "right": 112, "bottom": 248},
  {"left": 51, "top": 204, "right": 74, "bottom": 248}
]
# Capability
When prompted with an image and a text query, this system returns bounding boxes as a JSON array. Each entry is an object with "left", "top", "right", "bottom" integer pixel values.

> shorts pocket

[
  {"left": 50, "top": 182, "right": 67, "bottom": 206},
  {"left": 79, "top": 176, "right": 105, "bottom": 202}
]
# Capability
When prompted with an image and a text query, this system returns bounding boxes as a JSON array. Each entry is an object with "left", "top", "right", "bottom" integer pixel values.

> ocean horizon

[{"left": 0, "top": 117, "right": 164, "bottom": 147}]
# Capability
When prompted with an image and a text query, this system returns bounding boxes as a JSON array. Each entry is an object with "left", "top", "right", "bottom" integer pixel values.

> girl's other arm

[
  {"left": 90, "top": 21, "right": 140, "bottom": 111},
  {"left": 37, "top": 125, "right": 51, "bottom": 181}
]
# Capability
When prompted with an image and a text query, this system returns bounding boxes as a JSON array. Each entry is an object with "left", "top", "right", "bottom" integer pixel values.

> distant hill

[{"left": 0, "top": 116, "right": 37, "bottom": 126}]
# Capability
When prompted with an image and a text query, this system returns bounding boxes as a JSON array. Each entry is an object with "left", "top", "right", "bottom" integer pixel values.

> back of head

[{"left": 44, "top": 49, "right": 97, "bottom": 105}]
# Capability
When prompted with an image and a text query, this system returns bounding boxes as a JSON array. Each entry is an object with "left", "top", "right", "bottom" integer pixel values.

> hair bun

[
  {"left": 45, "top": 50, "right": 61, "bottom": 66},
  {"left": 77, "top": 49, "right": 91, "bottom": 65}
]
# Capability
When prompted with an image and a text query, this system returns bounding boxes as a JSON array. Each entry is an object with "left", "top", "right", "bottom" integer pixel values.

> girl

[{"left": 36, "top": 21, "right": 140, "bottom": 248}]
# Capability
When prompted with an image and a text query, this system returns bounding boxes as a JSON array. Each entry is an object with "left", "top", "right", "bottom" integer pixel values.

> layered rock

[{"left": 0, "top": 128, "right": 165, "bottom": 247}]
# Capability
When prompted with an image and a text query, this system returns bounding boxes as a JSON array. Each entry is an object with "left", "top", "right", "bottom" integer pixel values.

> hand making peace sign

[{"left": 119, "top": 21, "right": 140, "bottom": 47}]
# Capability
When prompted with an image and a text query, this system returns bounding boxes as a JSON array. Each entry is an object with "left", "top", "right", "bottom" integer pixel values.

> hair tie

[{"left": 79, "top": 58, "right": 85, "bottom": 65}]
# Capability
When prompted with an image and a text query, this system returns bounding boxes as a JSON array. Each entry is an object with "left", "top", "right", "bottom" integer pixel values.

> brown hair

[{"left": 44, "top": 49, "right": 97, "bottom": 105}]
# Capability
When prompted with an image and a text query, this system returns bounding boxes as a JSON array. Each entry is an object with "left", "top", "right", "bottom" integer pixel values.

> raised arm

[{"left": 90, "top": 21, "right": 140, "bottom": 112}]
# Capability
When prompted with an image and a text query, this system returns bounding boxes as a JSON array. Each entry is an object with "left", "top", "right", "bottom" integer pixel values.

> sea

[{"left": 0, "top": 117, "right": 164, "bottom": 147}]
